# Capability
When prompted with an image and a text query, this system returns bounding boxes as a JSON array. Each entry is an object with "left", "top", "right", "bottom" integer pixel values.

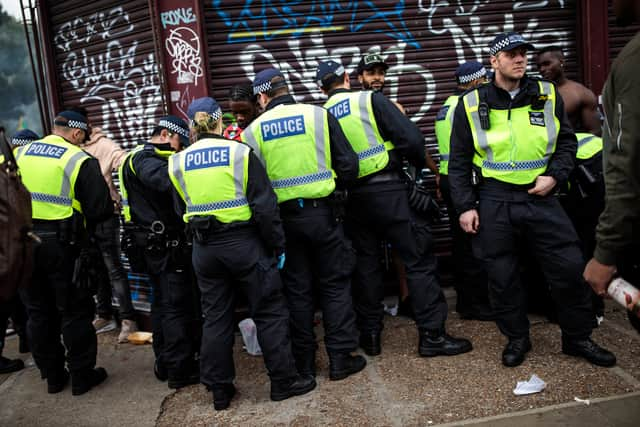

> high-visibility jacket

[
  {"left": 14, "top": 135, "right": 90, "bottom": 220},
  {"left": 462, "top": 80, "right": 560, "bottom": 185},
  {"left": 168, "top": 138, "right": 252, "bottom": 223},
  {"left": 242, "top": 103, "right": 335, "bottom": 203},
  {"left": 575, "top": 132, "right": 603, "bottom": 160},
  {"left": 118, "top": 145, "right": 173, "bottom": 223},
  {"left": 435, "top": 95, "right": 458, "bottom": 175},
  {"left": 323, "top": 91, "right": 394, "bottom": 178}
]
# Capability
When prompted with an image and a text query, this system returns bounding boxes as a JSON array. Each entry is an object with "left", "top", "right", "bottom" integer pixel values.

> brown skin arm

[{"left": 580, "top": 86, "right": 602, "bottom": 136}]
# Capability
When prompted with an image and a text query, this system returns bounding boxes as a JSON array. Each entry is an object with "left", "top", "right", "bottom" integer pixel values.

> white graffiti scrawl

[
  {"left": 53, "top": 6, "right": 162, "bottom": 148},
  {"left": 165, "top": 27, "right": 204, "bottom": 85}
]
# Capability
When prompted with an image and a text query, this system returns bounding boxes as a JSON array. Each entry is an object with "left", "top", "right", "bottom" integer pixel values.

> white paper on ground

[{"left": 513, "top": 374, "right": 546, "bottom": 395}]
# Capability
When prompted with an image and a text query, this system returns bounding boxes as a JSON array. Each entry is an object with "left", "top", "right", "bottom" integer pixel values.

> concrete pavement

[{"left": 1, "top": 298, "right": 639, "bottom": 426}]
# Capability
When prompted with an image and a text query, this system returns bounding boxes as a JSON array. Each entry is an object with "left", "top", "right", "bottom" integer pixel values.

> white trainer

[
  {"left": 93, "top": 317, "right": 117, "bottom": 334},
  {"left": 118, "top": 319, "right": 139, "bottom": 343}
]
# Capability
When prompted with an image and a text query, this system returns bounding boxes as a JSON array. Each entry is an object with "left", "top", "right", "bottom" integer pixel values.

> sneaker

[
  {"left": 92, "top": 317, "right": 117, "bottom": 334},
  {"left": 117, "top": 319, "right": 138, "bottom": 343}
]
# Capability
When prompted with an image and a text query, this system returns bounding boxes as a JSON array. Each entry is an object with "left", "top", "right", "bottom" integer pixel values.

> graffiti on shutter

[{"left": 50, "top": 2, "right": 163, "bottom": 149}]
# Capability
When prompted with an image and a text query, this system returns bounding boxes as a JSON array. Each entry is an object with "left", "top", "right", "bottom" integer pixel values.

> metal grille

[
  {"left": 46, "top": 0, "right": 165, "bottom": 150},
  {"left": 203, "top": 0, "right": 579, "bottom": 256}
]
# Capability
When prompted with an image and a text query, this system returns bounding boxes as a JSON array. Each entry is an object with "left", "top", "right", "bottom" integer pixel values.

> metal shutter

[
  {"left": 46, "top": 0, "right": 165, "bottom": 150},
  {"left": 203, "top": 1, "right": 578, "bottom": 258}
]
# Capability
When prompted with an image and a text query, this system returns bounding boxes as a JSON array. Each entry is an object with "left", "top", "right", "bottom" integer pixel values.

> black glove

[{"left": 407, "top": 182, "right": 440, "bottom": 221}]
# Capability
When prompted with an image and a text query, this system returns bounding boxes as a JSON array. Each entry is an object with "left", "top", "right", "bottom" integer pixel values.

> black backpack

[{"left": 0, "top": 128, "right": 34, "bottom": 301}]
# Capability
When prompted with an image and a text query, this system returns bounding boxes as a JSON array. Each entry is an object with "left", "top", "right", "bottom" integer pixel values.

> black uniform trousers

[
  {"left": 279, "top": 199, "right": 358, "bottom": 371},
  {"left": 440, "top": 175, "right": 489, "bottom": 311},
  {"left": 474, "top": 182, "right": 594, "bottom": 340},
  {"left": 144, "top": 247, "right": 197, "bottom": 378},
  {"left": 20, "top": 227, "right": 96, "bottom": 380},
  {"left": 192, "top": 226, "right": 297, "bottom": 388},
  {"left": 346, "top": 182, "right": 448, "bottom": 334}
]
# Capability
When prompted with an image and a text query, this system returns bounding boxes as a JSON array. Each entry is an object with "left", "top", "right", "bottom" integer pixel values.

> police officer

[
  {"left": 242, "top": 68, "right": 366, "bottom": 381},
  {"left": 315, "top": 60, "right": 472, "bottom": 358},
  {"left": 118, "top": 116, "right": 199, "bottom": 389},
  {"left": 449, "top": 32, "right": 616, "bottom": 367},
  {"left": 169, "top": 97, "right": 315, "bottom": 410},
  {"left": 11, "top": 129, "right": 40, "bottom": 149},
  {"left": 435, "top": 61, "right": 493, "bottom": 320},
  {"left": 14, "top": 110, "right": 112, "bottom": 395}
]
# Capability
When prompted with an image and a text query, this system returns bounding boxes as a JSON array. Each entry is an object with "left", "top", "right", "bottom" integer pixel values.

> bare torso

[{"left": 557, "top": 79, "right": 601, "bottom": 135}]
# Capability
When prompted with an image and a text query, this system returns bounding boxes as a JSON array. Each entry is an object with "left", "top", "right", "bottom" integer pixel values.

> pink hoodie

[{"left": 80, "top": 128, "right": 128, "bottom": 208}]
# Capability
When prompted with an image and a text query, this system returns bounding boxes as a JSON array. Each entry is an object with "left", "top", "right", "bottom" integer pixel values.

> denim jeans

[{"left": 94, "top": 215, "right": 136, "bottom": 320}]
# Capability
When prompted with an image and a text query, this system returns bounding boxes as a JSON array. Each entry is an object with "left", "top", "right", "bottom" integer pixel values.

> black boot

[
  {"left": 154, "top": 359, "right": 168, "bottom": 382},
  {"left": 168, "top": 365, "right": 200, "bottom": 389},
  {"left": 270, "top": 374, "right": 316, "bottom": 401},
  {"left": 18, "top": 333, "right": 30, "bottom": 354},
  {"left": 71, "top": 367, "right": 107, "bottom": 396},
  {"left": 562, "top": 337, "right": 616, "bottom": 367},
  {"left": 295, "top": 353, "right": 316, "bottom": 379},
  {"left": 47, "top": 368, "right": 69, "bottom": 394},
  {"left": 359, "top": 332, "right": 381, "bottom": 356},
  {"left": 329, "top": 353, "right": 366, "bottom": 381},
  {"left": 501, "top": 337, "right": 532, "bottom": 367},
  {"left": 0, "top": 356, "right": 24, "bottom": 374},
  {"left": 418, "top": 329, "right": 472, "bottom": 357},
  {"left": 212, "top": 383, "right": 237, "bottom": 411}
]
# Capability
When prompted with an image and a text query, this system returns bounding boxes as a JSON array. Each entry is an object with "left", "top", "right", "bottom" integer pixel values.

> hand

[
  {"left": 459, "top": 209, "right": 479, "bottom": 234},
  {"left": 277, "top": 252, "right": 286, "bottom": 270},
  {"left": 583, "top": 257, "right": 617, "bottom": 297},
  {"left": 527, "top": 175, "right": 557, "bottom": 196},
  {"left": 435, "top": 173, "right": 442, "bottom": 200}
]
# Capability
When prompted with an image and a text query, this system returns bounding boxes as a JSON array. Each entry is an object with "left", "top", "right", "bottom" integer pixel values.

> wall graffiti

[
  {"left": 160, "top": 7, "right": 196, "bottom": 28},
  {"left": 217, "top": 1, "right": 571, "bottom": 127},
  {"left": 213, "top": 0, "right": 420, "bottom": 48},
  {"left": 53, "top": 6, "right": 162, "bottom": 147},
  {"left": 165, "top": 27, "right": 204, "bottom": 85},
  {"left": 239, "top": 36, "right": 435, "bottom": 124}
]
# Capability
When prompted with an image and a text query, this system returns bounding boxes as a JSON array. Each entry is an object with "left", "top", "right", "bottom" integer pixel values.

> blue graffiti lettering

[
  {"left": 212, "top": 0, "right": 419, "bottom": 48},
  {"left": 160, "top": 7, "right": 197, "bottom": 29}
]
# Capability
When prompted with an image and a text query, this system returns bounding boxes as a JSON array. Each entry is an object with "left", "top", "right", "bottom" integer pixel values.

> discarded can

[{"left": 607, "top": 278, "right": 640, "bottom": 314}]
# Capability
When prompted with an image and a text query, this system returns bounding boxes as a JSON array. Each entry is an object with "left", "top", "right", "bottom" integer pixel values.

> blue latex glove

[{"left": 277, "top": 253, "right": 286, "bottom": 270}]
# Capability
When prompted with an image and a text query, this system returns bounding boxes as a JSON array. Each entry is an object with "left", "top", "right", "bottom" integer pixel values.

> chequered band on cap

[
  {"left": 458, "top": 68, "right": 487, "bottom": 84},
  {"left": 489, "top": 33, "right": 531, "bottom": 56},
  {"left": 66, "top": 120, "right": 88, "bottom": 131},
  {"left": 11, "top": 138, "right": 35, "bottom": 146},
  {"left": 158, "top": 119, "right": 190, "bottom": 138},
  {"left": 190, "top": 108, "right": 222, "bottom": 123},
  {"left": 253, "top": 81, "right": 272, "bottom": 95}
]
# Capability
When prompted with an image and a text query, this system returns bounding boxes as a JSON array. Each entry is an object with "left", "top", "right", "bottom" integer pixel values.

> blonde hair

[{"left": 191, "top": 111, "right": 222, "bottom": 139}]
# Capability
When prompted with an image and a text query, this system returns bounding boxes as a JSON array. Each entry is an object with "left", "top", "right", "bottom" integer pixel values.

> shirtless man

[{"left": 536, "top": 46, "right": 601, "bottom": 135}]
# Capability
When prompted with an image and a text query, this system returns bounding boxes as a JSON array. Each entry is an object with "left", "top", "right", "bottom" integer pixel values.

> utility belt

[
  {"left": 279, "top": 196, "right": 332, "bottom": 215},
  {"left": 478, "top": 178, "right": 547, "bottom": 202},
  {"left": 361, "top": 171, "right": 403, "bottom": 185},
  {"left": 122, "top": 220, "right": 185, "bottom": 272},
  {"left": 32, "top": 216, "right": 79, "bottom": 245},
  {"left": 188, "top": 215, "right": 254, "bottom": 242}
]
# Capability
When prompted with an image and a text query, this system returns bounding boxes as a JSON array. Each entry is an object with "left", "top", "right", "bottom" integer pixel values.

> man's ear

[{"left": 357, "top": 74, "right": 364, "bottom": 85}]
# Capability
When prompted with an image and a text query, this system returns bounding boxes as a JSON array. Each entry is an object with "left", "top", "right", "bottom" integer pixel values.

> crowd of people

[{"left": 2, "top": 8, "right": 640, "bottom": 413}]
